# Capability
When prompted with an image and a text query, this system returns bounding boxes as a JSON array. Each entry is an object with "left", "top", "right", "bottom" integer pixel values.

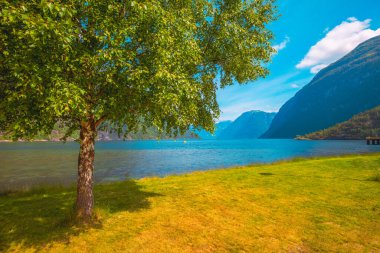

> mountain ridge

[
  {"left": 218, "top": 110, "right": 276, "bottom": 139},
  {"left": 262, "top": 35, "right": 380, "bottom": 138}
]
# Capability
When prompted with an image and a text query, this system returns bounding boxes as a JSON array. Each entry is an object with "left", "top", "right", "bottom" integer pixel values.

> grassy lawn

[{"left": 0, "top": 154, "right": 379, "bottom": 252}]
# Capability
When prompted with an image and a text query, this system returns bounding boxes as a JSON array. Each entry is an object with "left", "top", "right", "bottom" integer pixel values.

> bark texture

[{"left": 76, "top": 120, "right": 96, "bottom": 221}]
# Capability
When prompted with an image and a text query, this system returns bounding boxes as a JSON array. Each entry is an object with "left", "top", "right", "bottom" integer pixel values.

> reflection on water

[{"left": 0, "top": 139, "right": 378, "bottom": 191}]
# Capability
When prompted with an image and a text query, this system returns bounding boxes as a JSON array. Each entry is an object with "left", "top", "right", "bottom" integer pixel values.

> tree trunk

[{"left": 76, "top": 119, "right": 96, "bottom": 222}]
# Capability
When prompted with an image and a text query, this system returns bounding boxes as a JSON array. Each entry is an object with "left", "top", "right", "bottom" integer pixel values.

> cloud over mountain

[{"left": 296, "top": 17, "right": 380, "bottom": 73}]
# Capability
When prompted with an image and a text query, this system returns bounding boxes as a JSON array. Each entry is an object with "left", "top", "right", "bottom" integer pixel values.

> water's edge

[{"left": 1, "top": 139, "right": 378, "bottom": 191}]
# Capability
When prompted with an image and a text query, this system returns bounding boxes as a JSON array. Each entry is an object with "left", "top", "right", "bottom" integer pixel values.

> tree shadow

[{"left": 0, "top": 180, "right": 162, "bottom": 251}]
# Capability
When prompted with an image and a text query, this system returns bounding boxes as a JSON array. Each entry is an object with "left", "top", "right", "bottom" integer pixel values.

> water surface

[{"left": 0, "top": 139, "right": 379, "bottom": 191}]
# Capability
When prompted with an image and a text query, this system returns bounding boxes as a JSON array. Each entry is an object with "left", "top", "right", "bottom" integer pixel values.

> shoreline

[
  {"left": 0, "top": 138, "right": 371, "bottom": 143},
  {"left": 1, "top": 152, "right": 379, "bottom": 194}
]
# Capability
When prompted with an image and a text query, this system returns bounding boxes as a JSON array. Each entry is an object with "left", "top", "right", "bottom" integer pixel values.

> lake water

[{"left": 0, "top": 139, "right": 379, "bottom": 191}]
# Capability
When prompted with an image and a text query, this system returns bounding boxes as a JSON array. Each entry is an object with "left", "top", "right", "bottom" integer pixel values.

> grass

[{"left": 0, "top": 154, "right": 379, "bottom": 252}]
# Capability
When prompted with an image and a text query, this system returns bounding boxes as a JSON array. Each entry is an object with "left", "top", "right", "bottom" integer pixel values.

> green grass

[{"left": 0, "top": 154, "right": 379, "bottom": 252}]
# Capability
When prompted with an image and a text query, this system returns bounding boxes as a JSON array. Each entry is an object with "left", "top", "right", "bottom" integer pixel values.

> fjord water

[{"left": 0, "top": 139, "right": 379, "bottom": 191}]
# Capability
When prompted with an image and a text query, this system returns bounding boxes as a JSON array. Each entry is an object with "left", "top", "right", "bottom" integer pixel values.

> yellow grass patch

[{"left": 1, "top": 154, "right": 379, "bottom": 252}]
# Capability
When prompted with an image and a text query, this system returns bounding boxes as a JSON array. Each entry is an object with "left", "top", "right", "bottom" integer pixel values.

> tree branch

[{"left": 95, "top": 115, "right": 107, "bottom": 128}]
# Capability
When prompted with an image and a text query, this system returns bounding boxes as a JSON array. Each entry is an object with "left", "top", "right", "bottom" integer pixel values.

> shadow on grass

[
  {"left": 256, "top": 171, "right": 377, "bottom": 182},
  {"left": 259, "top": 172, "right": 274, "bottom": 176},
  {"left": 277, "top": 174, "right": 379, "bottom": 182},
  {"left": 368, "top": 174, "right": 380, "bottom": 182},
  {"left": 0, "top": 180, "right": 162, "bottom": 251}
]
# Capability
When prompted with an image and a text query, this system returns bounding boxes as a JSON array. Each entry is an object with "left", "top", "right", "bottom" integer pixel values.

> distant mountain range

[
  {"left": 218, "top": 111, "right": 276, "bottom": 139},
  {"left": 262, "top": 35, "right": 380, "bottom": 139},
  {"left": 195, "top": 120, "right": 232, "bottom": 139},
  {"left": 297, "top": 106, "right": 380, "bottom": 140},
  {"left": 0, "top": 126, "right": 197, "bottom": 142},
  {"left": 195, "top": 110, "right": 275, "bottom": 139},
  {"left": 2, "top": 110, "right": 276, "bottom": 141}
]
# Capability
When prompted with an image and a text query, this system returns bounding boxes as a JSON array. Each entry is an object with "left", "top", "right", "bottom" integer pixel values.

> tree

[{"left": 0, "top": 0, "right": 276, "bottom": 221}]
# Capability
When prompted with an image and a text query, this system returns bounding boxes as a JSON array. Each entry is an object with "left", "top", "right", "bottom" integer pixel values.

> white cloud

[
  {"left": 296, "top": 17, "right": 380, "bottom": 73},
  {"left": 290, "top": 83, "right": 299, "bottom": 88},
  {"left": 347, "top": 17, "right": 357, "bottom": 22},
  {"left": 273, "top": 36, "right": 290, "bottom": 52},
  {"left": 310, "top": 64, "right": 328, "bottom": 74}
]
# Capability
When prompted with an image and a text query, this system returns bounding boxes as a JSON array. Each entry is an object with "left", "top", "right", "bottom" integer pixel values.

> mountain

[
  {"left": 297, "top": 106, "right": 380, "bottom": 140},
  {"left": 194, "top": 120, "right": 232, "bottom": 139},
  {"left": 218, "top": 110, "right": 276, "bottom": 139},
  {"left": 262, "top": 35, "right": 380, "bottom": 138},
  {"left": 0, "top": 126, "right": 197, "bottom": 141}
]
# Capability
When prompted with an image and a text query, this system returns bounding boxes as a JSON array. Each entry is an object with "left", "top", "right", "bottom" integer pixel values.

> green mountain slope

[
  {"left": 262, "top": 35, "right": 380, "bottom": 138},
  {"left": 298, "top": 106, "right": 380, "bottom": 140}
]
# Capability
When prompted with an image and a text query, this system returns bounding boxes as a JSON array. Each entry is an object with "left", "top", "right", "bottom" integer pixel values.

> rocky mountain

[
  {"left": 297, "top": 106, "right": 380, "bottom": 140},
  {"left": 218, "top": 110, "right": 276, "bottom": 139},
  {"left": 262, "top": 35, "right": 380, "bottom": 138}
]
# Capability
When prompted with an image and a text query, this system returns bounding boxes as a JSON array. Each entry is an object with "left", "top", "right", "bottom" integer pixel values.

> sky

[{"left": 217, "top": 0, "right": 380, "bottom": 121}]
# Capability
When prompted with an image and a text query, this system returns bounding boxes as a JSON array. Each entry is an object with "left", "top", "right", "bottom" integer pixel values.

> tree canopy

[
  {"left": 0, "top": 0, "right": 276, "bottom": 220},
  {"left": 0, "top": 0, "right": 276, "bottom": 138}
]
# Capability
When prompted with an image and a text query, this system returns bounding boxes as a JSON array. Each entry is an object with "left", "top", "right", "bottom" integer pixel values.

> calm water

[{"left": 0, "top": 139, "right": 379, "bottom": 191}]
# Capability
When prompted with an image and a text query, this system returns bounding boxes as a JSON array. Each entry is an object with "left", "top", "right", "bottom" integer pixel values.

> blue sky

[{"left": 217, "top": 0, "right": 380, "bottom": 121}]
